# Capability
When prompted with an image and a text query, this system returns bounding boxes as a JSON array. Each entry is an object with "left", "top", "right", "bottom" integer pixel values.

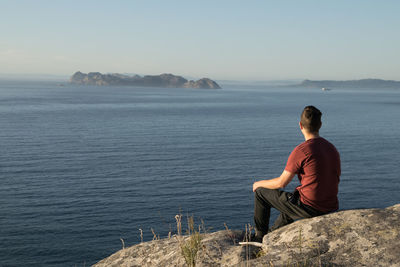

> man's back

[{"left": 286, "top": 137, "right": 341, "bottom": 212}]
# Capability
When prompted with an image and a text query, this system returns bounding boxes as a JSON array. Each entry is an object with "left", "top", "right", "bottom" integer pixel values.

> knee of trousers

[
  {"left": 254, "top": 187, "right": 264, "bottom": 199},
  {"left": 255, "top": 187, "right": 276, "bottom": 196},
  {"left": 254, "top": 187, "right": 275, "bottom": 202}
]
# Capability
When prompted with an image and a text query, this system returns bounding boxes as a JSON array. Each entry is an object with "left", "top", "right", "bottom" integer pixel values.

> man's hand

[{"left": 253, "top": 181, "right": 260, "bottom": 192}]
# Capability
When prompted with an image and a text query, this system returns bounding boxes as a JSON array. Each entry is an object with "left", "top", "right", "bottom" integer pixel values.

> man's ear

[{"left": 299, "top": 121, "right": 303, "bottom": 130}]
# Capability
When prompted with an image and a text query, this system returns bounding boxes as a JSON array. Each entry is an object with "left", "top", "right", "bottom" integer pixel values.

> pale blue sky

[{"left": 1, "top": 0, "right": 399, "bottom": 80}]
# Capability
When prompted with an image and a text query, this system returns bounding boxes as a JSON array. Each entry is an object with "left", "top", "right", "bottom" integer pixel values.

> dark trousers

[{"left": 254, "top": 188, "right": 326, "bottom": 236}]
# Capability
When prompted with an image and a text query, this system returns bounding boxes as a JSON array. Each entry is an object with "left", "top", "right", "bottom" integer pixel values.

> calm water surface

[{"left": 1, "top": 81, "right": 399, "bottom": 266}]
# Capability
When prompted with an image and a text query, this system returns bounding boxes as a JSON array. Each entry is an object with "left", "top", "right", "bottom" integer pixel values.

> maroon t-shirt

[{"left": 285, "top": 137, "right": 341, "bottom": 213}]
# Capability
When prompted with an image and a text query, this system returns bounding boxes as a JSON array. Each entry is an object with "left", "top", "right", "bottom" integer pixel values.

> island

[
  {"left": 298, "top": 78, "right": 400, "bottom": 89},
  {"left": 70, "top": 71, "right": 221, "bottom": 89}
]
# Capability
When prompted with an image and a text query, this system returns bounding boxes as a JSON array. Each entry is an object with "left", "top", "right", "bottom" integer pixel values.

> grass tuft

[{"left": 176, "top": 214, "right": 203, "bottom": 267}]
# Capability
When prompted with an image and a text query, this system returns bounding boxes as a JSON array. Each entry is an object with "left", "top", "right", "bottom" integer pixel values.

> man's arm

[{"left": 252, "top": 170, "right": 295, "bottom": 192}]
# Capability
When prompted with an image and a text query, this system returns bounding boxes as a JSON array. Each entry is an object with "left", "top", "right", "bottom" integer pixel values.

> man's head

[{"left": 300, "top": 106, "right": 322, "bottom": 134}]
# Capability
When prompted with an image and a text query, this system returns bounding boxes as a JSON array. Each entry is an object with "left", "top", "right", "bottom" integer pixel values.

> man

[{"left": 252, "top": 106, "right": 341, "bottom": 241}]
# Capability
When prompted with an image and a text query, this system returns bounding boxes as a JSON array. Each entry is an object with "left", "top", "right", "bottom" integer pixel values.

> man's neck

[{"left": 303, "top": 132, "right": 320, "bottom": 141}]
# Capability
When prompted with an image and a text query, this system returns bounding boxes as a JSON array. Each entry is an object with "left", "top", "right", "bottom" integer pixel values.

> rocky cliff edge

[{"left": 93, "top": 204, "right": 400, "bottom": 266}]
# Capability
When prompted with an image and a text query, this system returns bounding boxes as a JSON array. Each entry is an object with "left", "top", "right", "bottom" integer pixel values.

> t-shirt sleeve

[{"left": 285, "top": 146, "right": 302, "bottom": 174}]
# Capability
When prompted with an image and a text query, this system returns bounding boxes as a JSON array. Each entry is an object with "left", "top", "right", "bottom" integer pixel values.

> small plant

[
  {"left": 180, "top": 231, "right": 202, "bottom": 267},
  {"left": 120, "top": 238, "right": 125, "bottom": 249},
  {"left": 175, "top": 214, "right": 182, "bottom": 236},
  {"left": 243, "top": 223, "right": 256, "bottom": 266},
  {"left": 176, "top": 214, "right": 202, "bottom": 267},
  {"left": 151, "top": 228, "right": 159, "bottom": 240},
  {"left": 138, "top": 228, "right": 143, "bottom": 243},
  {"left": 256, "top": 249, "right": 266, "bottom": 258},
  {"left": 224, "top": 222, "right": 236, "bottom": 245}
]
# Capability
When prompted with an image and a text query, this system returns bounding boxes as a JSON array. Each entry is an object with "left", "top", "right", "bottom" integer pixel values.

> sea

[{"left": 1, "top": 80, "right": 399, "bottom": 267}]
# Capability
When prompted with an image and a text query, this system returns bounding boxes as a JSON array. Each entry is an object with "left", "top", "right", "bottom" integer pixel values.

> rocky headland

[
  {"left": 298, "top": 78, "right": 400, "bottom": 89},
  {"left": 70, "top": 72, "right": 221, "bottom": 89},
  {"left": 93, "top": 204, "right": 400, "bottom": 266}
]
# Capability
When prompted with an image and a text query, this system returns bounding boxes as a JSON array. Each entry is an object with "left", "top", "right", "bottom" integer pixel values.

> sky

[{"left": 1, "top": 0, "right": 399, "bottom": 81}]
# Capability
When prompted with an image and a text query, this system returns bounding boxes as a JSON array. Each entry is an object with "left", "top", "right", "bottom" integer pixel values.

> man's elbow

[
  {"left": 277, "top": 179, "right": 287, "bottom": 189},
  {"left": 278, "top": 177, "right": 291, "bottom": 188},
  {"left": 278, "top": 171, "right": 294, "bottom": 188}
]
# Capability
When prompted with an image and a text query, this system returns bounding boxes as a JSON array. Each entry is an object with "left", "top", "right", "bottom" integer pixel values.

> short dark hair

[{"left": 300, "top": 106, "right": 322, "bottom": 133}]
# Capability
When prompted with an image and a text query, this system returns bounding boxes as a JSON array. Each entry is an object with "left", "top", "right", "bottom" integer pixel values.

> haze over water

[{"left": 1, "top": 81, "right": 400, "bottom": 266}]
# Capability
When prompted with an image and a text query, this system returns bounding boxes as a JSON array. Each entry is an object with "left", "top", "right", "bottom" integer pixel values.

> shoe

[{"left": 250, "top": 233, "right": 263, "bottom": 243}]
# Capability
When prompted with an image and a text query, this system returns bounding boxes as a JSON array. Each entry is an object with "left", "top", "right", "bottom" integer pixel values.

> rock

[
  {"left": 70, "top": 71, "right": 221, "bottom": 89},
  {"left": 92, "top": 230, "right": 250, "bottom": 267},
  {"left": 254, "top": 203, "right": 400, "bottom": 266},
  {"left": 92, "top": 204, "right": 400, "bottom": 267},
  {"left": 142, "top": 73, "right": 188, "bottom": 88},
  {"left": 183, "top": 78, "right": 221, "bottom": 89}
]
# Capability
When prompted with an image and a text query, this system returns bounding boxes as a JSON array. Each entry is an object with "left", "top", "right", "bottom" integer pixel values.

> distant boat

[{"left": 322, "top": 87, "right": 331, "bottom": 91}]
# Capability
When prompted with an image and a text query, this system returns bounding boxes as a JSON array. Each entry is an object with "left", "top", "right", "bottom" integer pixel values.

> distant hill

[
  {"left": 70, "top": 71, "right": 221, "bottom": 89},
  {"left": 298, "top": 79, "right": 400, "bottom": 89}
]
